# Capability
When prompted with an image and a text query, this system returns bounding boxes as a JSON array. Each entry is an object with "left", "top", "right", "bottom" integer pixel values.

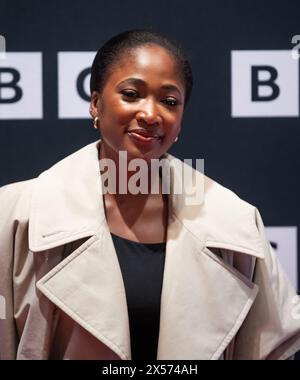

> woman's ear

[{"left": 89, "top": 91, "right": 100, "bottom": 119}]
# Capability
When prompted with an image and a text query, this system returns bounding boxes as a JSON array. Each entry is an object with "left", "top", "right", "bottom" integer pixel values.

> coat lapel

[
  {"left": 157, "top": 156, "right": 262, "bottom": 359},
  {"left": 36, "top": 228, "right": 131, "bottom": 359},
  {"left": 30, "top": 140, "right": 264, "bottom": 359},
  {"left": 157, "top": 213, "right": 259, "bottom": 359}
]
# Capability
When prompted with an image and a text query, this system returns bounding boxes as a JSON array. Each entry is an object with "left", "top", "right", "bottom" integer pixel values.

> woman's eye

[
  {"left": 163, "top": 98, "right": 179, "bottom": 107},
  {"left": 122, "top": 90, "right": 138, "bottom": 99},
  {"left": 121, "top": 91, "right": 178, "bottom": 107}
]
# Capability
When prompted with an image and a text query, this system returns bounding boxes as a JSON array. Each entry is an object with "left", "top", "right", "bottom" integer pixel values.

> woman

[{"left": 0, "top": 30, "right": 300, "bottom": 360}]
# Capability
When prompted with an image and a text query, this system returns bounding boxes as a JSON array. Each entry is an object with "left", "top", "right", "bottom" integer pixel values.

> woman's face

[{"left": 90, "top": 44, "right": 185, "bottom": 163}]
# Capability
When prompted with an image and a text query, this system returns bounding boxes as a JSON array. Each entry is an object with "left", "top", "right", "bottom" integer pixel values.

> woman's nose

[{"left": 136, "top": 98, "right": 162, "bottom": 126}]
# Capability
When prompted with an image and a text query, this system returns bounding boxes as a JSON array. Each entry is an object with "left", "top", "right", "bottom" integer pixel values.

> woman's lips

[{"left": 127, "top": 131, "right": 162, "bottom": 144}]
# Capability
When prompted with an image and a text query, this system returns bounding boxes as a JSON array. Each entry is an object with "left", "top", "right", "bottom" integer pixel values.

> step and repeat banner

[{"left": 0, "top": 1, "right": 299, "bottom": 294}]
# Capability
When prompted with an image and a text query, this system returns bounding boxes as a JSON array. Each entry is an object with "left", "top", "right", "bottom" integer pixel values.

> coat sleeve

[
  {"left": 0, "top": 181, "right": 33, "bottom": 359},
  {"left": 233, "top": 208, "right": 300, "bottom": 360}
]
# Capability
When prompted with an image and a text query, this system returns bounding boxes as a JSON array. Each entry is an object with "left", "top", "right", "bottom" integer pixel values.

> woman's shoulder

[
  {"left": 0, "top": 180, "right": 37, "bottom": 242},
  {"left": 0, "top": 141, "right": 100, "bottom": 213},
  {"left": 166, "top": 151, "right": 257, "bottom": 212},
  {"left": 0, "top": 178, "right": 36, "bottom": 211},
  {"left": 204, "top": 174, "right": 255, "bottom": 213}
]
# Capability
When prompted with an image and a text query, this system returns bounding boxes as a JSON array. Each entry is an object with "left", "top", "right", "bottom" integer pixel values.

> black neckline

[{"left": 110, "top": 232, "right": 166, "bottom": 246}]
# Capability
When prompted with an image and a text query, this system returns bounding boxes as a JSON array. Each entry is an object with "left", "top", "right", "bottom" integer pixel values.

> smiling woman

[
  {"left": 89, "top": 34, "right": 189, "bottom": 165},
  {"left": 88, "top": 31, "right": 193, "bottom": 248},
  {"left": 1, "top": 29, "right": 300, "bottom": 361}
]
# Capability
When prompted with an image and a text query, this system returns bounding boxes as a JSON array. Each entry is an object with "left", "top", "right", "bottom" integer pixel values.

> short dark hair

[{"left": 90, "top": 29, "right": 193, "bottom": 108}]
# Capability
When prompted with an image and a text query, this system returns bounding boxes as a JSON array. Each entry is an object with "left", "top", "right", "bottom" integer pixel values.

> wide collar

[
  {"left": 31, "top": 140, "right": 263, "bottom": 359},
  {"left": 29, "top": 140, "right": 263, "bottom": 258}
]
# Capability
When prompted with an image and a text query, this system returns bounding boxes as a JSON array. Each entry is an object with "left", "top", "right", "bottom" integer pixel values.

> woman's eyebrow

[{"left": 117, "top": 77, "right": 182, "bottom": 95}]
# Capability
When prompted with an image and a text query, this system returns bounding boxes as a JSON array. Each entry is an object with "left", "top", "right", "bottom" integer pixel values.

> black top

[{"left": 111, "top": 232, "right": 166, "bottom": 360}]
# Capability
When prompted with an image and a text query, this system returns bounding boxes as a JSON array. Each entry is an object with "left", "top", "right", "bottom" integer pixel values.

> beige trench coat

[{"left": 0, "top": 140, "right": 300, "bottom": 360}]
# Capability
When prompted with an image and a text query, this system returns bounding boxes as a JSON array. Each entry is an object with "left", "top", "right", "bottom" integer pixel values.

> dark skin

[{"left": 90, "top": 44, "right": 185, "bottom": 243}]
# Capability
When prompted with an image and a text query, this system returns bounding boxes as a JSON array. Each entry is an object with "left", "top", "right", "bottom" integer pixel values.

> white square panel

[
  {"left": 58, "top": 52, "right": 95, "bottom": 119},
  {"left": 265, "top": 226, "right": 298, "bottom": 290},
  {"left": 231, "top": 50, "right": 299, "bottom": 117},
  {"left": 0, "top": 52, "right": 43, "bottom": 119}
]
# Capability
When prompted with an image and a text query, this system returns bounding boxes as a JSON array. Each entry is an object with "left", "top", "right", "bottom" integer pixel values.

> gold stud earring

[{"left": 93, "top": 116, "right": 99, "bottom": 129}]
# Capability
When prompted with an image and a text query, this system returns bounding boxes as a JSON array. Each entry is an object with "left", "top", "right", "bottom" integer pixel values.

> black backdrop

[{"left": 0, "top": 0, "right": 300, "bottom": 358}]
